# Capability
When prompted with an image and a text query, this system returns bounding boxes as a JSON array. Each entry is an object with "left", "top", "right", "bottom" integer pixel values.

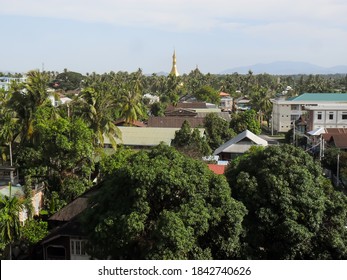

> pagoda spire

[{"left": 170, "top": 50, "right": 179, "bottom": 76}]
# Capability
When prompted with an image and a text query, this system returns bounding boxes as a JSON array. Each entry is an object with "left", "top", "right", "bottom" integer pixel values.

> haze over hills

[
  {"left": 221, "top": 61, "right": 347, "bottom": 75},
  {"left": 3, "top": 61, "right": 347, "bottom": 76}
]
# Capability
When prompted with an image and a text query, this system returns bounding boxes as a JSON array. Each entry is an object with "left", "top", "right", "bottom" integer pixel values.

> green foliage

[
  {"left": 51, "top": 71, "right": 84, "bottom": 91},
  {"left": 230, "top": 110, "right": 261, "bottom": 135},
  {"left": 99, "top": 146, "right": 134, "bottom": 178},
  {"left": 194, "top": 85, "right": 220, "bottom": 104},
  {"left": 83, "top": 144, "right": 246, "bottom": 259},
  {"left": 225, "top": 144, "right": 347, "bottom": 259},
  {"left": 171, "top": 120, "right": 212, "bottom": 158},
  {"left": 149, "top": 102, "right": 166, "bottom": 116},
  {"left": 35, "top": 117, "right": 94, "bottom": 202},
  {"left": 0, "top": 195, "right": 23, "bottom": 249},
  {"left": 308, "top": 186, "right": 347, "bottom": 259},
  {"left": 204, "top": 113, "right": 236, "bottom": 151},
  {"left": 20, "top": 219, "right": 48, "bottom": 245},
  {"left": 74, "top": 83, "right": 121, "bottom": 149}
]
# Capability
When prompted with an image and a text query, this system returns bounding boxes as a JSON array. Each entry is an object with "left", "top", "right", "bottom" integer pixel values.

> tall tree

[
  {"left": 83, "top": 144, "right": 246, "bottom": 259},
  {"left": 0, "top": 194, "right": 23, "bottom": 259},
  {"left": 119, "top": 82, "right": 145, "bottom": 124},
  {"left": 225, "top": 144, "right": 347, "bottom": 259},
  {"left": 230, "top": 109, "right": 261, "bottom": 135},
  {"left": 7, "top": 70, "right": 51, "bottom": 144},
  {"left": 194, "top": 85, "right": 220, "bottom": 105},
  {"left": 204, "top": 113, "right": 236, "bottom": 151},
  {"left": 74, "top": 82, "right": 121, "bottom": 149},
  {"left": 250, "top": 86, "right": 273, "bottom": 127},
  {"left": 171, "top": 120, "right": 211, "bottom": 158}
]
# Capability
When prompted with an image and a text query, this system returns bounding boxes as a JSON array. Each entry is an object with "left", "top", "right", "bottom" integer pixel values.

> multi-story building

[
  {"left": 0, "top": 76, "right": 27, "bottom": 91},
  {"left": 305, "top": 104, "right": 347, "bottom": 131},
  {"left": 219, "top": 92, "right": 233, "bottom": 112},
  {"left": 271, "top": 93, "right": 347, "bottom": 133}
]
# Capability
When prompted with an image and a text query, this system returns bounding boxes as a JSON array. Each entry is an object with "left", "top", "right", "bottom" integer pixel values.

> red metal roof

[
  {"left": 207, "top": 164, "right": 226, "bottom": 175},
  {"left": 219, "top": 92, "right": 230, "bottom": 97}
]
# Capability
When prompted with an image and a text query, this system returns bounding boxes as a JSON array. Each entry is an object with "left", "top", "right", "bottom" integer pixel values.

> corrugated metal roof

[
  {"left": 106, "top": 127, "right": 205, "bottom": 147},
  {"left": 207, "top": 164, "right": 226, "bottom": 175},
  {"left": 148, "top": 116, "right": 205, "bottom": 128},
  {"left": 291, "top": 93, "right": 347, "bottom": 102},
  {"left": 214, "top": 130, "right": 268, "bottom": 155}
]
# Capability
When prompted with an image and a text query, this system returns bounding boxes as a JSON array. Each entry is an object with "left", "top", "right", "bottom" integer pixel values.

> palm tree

[
  {"left": 7, "top": 70, "right": 50, "bottom": 144},
  {"left": 251, "top": 86, "right": 273, "bottom": 127},
  {"left": 75, "top": 83, "right": 121, "bottom": 149},
  {"left": 0, "top": 191, "right": 23, "bottom": 259},
  {"left": 0, "top": 90, "right": 20, "bottom": 182},
  {"left": 119, "top": 83, "right": 145, "bottom": 124}
]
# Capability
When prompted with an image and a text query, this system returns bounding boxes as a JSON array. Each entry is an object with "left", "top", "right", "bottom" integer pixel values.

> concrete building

[
  {"left": 305, "top": 104, "right": 347, "bottom": 131},
  {"left": 219, "top": 92, "right": 233, "bottom": 112},
  {"left": 271, "top": 93, "right": 347, "bottom": 133},
  {"left": 0, "top": 76, "right": 27, "bottom": 91}
]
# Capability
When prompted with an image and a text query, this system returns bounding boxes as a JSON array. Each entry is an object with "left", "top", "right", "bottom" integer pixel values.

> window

[
  {"left": 317, "top": 112, "right": 322, "bottom": 120},
  {"left": 70, "top": 240, "right": 87, "bottom": 256},
  {"left": 291, "top": 105, "right": 299, "bottom": 110},
  {"left": 342, "top": 112, "right": 347, "bottom": 120},
  {"left": 291, "top": 115, "right": 297, "bottom": 121},
  {"left": 329, "top": 112, "right": 334, "bottom": 120}
]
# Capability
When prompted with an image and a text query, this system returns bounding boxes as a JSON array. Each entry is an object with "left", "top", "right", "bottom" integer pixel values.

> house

[
  {"left": 321, "top": 128, "right": 347, "bottom": 150},
  {"left": 143, "top": 93, "right": 159, "bottom": 104},
  {"left": 213, "top": 130, "right": 268, "bottom": 161},
  {"left": 105, "top": 126, "right": 205, "bottom": 149},
  {"left": 271, "top": 93, "right": 347, "bottom": 133},
  {"left": 165, "top": 102, "right": 231, "bottom": 121},
  {"left": 148, "top": 116, "right": 206, "bottom": 128},
  {"left": 235, "top": 96, "right": 251, "bottom": 111},
  {"left": 0, "top": 168, "right": 44, "bottom": 224},
  {"left": 219, "top": 92, "right": 233, "bottom": 112},
  {"left": 114, "top": 119, "right": 146, "bottom": 127},
  {"left": 37, "top": 185, "right": 101, "bottom": 260}
]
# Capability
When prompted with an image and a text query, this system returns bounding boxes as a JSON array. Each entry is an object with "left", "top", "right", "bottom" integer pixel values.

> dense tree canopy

[
  {"left": 171, "top": 120, "right": 211, "bottom": 159},
  {"left": 204, "top": 113, "right": 236, "bottom": 151},
  {"left": 230, "top": 109, "right": 261, "bottom": 135},
  {"left": 51, "top": 71, "right": 85, "bottom": 91},
  {"left": 83, "top": 144, "right": 246, "bottom": 259},
  {"left": 194, "top": 85, "right": 220, "bottom": 104},
  {"left": 225, "top": 144, "right": 347, "bottom": 259}
]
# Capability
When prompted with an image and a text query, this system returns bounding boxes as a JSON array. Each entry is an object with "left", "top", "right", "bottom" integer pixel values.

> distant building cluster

[{"left": 0, "top": 76, "right": 27, "bottom": 91}]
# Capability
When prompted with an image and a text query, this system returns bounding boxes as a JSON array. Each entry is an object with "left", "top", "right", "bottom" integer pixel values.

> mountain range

[{"left": 221, "top": 61, "right": 347, "bottom": 75}]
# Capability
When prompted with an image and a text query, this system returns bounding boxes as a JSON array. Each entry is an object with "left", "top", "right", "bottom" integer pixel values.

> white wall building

[
  {"left": 271, "top": 93, "right": 347, "bottom": 133},
  {"left": 0, "top": 76, "right": 27, "bottom": 91},
  {"left": 305, "top": 104, "right": 347, "bottom": 131}
]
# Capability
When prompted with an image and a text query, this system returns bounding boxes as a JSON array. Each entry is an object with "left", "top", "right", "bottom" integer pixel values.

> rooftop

[
  {"left": 289, "top": 93, "right": 347, "bottom": 102},
  {"left": 207, "top": 164, "right": 226, "bottom": 175}
]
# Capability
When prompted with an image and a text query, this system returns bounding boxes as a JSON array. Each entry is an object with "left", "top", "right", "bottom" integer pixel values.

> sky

[{"left": 1, "top": 0, "right": 347, "bottom": 74}]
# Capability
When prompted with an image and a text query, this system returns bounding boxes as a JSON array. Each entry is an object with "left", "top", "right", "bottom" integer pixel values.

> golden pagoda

[{"left": 169, "top": 50, "right": 179, "bottom": 76}]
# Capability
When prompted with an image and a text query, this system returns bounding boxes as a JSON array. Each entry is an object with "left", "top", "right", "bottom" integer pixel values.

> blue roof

[{"left": 290, "top": 93, "right": 347, "bottom": 102}]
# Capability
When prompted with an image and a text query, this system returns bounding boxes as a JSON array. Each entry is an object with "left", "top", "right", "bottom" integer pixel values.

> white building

[
  {"left": 305, "top": 104, "right": 347, "bottom": 131},
  {"left": 0, "top": 76, "right": 27, "bottom": 91},
  {"left": 271, "top": 93, "right": 347, "bottom": 133},
  {"left": 219, "top": 92, "right": 233, "bottom": 112},
  {"left": 213, "top": 130, "right": 268, "bottom": 161}
]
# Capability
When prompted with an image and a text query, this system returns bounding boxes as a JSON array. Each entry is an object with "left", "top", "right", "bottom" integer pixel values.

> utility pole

[
  {"left": 292, "top": 121, "right": 296, "bottom": 146},
  {"left": 337, "top": 153, "right": 340, "bottom": 187}
]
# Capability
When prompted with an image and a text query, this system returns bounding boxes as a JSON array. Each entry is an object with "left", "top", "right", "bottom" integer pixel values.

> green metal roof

[{"left": 291, "top": 93, "right": 347, "bottom": 102}]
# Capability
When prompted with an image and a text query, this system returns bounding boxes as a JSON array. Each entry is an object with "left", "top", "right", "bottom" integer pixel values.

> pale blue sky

[{"left": 1, "top": 0, "right": 347, "bottom": 74}]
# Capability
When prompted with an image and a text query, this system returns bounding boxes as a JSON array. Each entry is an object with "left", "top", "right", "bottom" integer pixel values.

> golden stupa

[{"left": 169, "top": 50, "right": 180, "bottom": 77}]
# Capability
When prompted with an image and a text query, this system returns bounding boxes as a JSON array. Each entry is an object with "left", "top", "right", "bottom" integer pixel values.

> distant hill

[{"left": 221, "top": 61, "right": 347, "bottom": 75}]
